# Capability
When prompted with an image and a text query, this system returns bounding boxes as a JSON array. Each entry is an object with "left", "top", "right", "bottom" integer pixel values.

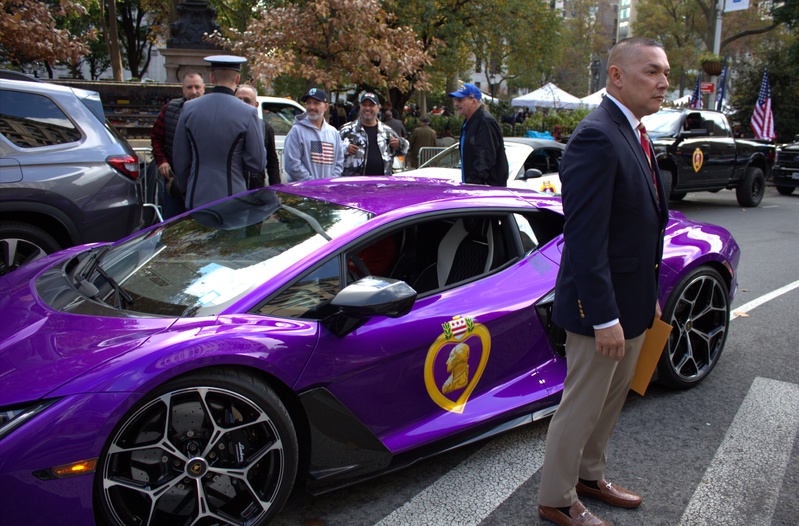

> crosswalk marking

[
  {"left": 374, "top": 423, "right": 548, "bottom": 526},
  {"left": 679, "top": 377, "right": 799, "bottom": 525}
]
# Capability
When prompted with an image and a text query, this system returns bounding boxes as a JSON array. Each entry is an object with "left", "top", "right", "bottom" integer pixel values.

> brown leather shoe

[
  {"left": 576, "top": 479, "right": 642, "bottom": 508},
  {"left": 538, "top": 500, "right": 613, "bottom": 526}
]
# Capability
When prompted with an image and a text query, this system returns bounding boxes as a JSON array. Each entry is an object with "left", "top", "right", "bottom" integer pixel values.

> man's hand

[
  {"left": 388, "top": 136, "right": 400, "bottom": 149},
  {"left": 655, "top": 301, "right": 662, "bottom": 320},
  {"left": 158, "top": 162, "right": 171, "bottom": 177},
  {"left": 346, "top": 143, "right": 361, "bottom": 155},
  {"left": 595, "top": 323, "right": 625, "bottom": 361}
]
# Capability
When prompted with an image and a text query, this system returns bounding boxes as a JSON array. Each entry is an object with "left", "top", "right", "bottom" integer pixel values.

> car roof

[
  {"left": 504, "top": 137, "right": 565, "bottom": 149},
  {"left": 279, "top": 176, "right": 561, "bottom": 217}
]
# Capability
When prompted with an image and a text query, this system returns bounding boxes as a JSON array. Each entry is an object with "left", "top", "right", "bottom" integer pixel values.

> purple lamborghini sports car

[{"left": 0, "top": 177, "right": 739, "bottom": 525}]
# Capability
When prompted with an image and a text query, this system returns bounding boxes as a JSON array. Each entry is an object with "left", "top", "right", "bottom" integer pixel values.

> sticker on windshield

[{"left": 424, "top": 315, "right": 491, "bottom": 414}]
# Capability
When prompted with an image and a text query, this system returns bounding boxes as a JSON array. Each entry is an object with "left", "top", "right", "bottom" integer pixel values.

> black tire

[
  {"left": 657, "top": 267, "right": 730, "bottom": 389},
  {"left": 96, "top": 368, "right": 298, "bottom": 526},
  {"left": 735, "top": 166, "right": 765, "bottom": 207},
  {"left": 0, "top": 221, "right": 62, "bottom": 276},
  {"left": 776, "top": 185, "right": 795, "bottom": 196}
]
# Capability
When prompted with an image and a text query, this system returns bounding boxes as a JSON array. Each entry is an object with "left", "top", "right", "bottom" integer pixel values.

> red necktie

[{"left": 638, "top": 124, "right": 657, "bottom": 192}]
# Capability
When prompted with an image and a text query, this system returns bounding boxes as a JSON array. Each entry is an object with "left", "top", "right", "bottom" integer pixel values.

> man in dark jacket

[
  {"left": 448, "top": 83, "right": 508, "bottom": 186},
  {"left": 150, "top": 71, "right": 204, "bottom": 218},
  {"left": 235, "top": 84, "right": 281, "bottom": 185}
]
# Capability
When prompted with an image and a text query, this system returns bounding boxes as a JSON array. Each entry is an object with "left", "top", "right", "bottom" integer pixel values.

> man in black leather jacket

[{"left": 448, "top": 83, "right": 508, "bottom": 186}]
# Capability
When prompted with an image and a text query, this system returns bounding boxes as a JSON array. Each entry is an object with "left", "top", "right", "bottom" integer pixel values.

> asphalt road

[{"left": 270, "top": 186, "right": 799, "bottom": 526}]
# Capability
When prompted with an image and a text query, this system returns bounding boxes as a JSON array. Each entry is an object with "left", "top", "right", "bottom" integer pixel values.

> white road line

[
  {"left": 730, "top": 279, "right": 799, "bottom": 320},
  {"left": 374, "top": 423, "right": 547, "bottom": 526},
  {"left": 679, "top": 377, "right": 799, "bottom": 526}
]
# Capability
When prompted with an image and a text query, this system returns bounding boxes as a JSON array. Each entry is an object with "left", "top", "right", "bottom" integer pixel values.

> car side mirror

[
  {"left": 520, "top": 168, "right": 543, "bottom": 180},
  {"left": 323, "top": 277, "right": 417, "bottom": 337}
]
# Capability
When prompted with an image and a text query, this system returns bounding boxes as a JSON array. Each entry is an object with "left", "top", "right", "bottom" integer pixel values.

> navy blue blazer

[{"left": 552, "top": 97, "right": 669, "bottom": 339}]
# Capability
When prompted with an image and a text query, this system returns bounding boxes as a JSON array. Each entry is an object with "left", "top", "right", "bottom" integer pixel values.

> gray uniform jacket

[{"left": 174, "top": 86, "right": 266, "bottom": 209}]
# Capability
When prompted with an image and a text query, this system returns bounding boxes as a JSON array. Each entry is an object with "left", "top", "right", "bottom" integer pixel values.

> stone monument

[{"left": 160, "top": 1, "right": 224, "bottom": 83}]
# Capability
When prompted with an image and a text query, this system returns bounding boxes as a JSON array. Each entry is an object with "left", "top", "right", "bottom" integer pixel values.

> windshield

[
  {"left": 641, "top": 110, "right": 682, "bottom": 136},
  {"left": 420, "top": 144, "right": 461, "bottom": 169},
  {"left": 68, "top": 189, "right": 370, "bottom": 317}
]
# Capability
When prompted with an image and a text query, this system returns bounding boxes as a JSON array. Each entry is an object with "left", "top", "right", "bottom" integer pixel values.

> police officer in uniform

[{"left": 173, "top": 55, "right": 266, "bottom": 210}]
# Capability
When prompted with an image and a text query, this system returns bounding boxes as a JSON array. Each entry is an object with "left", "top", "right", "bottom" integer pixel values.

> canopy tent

[
  {"left": 579, "top": 87, "right": 606, "bottom": 108},
  {"left": 511, "top": 82, "right": 583, "bottom": 110}
]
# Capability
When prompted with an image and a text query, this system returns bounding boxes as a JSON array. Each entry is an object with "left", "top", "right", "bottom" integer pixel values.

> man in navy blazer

[{"left": 538, "top": 37, "right": 670, "bottom": 526}]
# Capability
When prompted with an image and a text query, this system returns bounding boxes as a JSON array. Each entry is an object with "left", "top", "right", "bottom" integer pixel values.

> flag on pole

[
  {"left": 751, "top": 70, "right": 775, "bottom": 141},
  {"left": 689, "top": 77, "right": 703, "bottom": 109},
  {"left": 715, "top": 59, "right": 728, "bottom": 112}
]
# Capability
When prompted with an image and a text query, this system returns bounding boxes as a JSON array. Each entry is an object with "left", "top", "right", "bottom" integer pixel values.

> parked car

[
  {"left": 256, "top": 96, "right": 305, "bottom": 182},
  {"left": 410, "top": 137, "right": 564, "bottom": 194},
  {"left": 0, "top": 177, "right": 739, "bottom": 525},
  {"left": 0, "top": 78, "right": 143, "bottom": 276},
  {"left": 642, "top": 108, "right": 775, "bottom": 206},
  {"left": 771, "top": 135, "right": 799, "bottom": 195}
]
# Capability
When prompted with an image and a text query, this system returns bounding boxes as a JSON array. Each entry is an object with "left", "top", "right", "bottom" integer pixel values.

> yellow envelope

[{"left": 630, "top": 318, "right": 673, "bottom": 396}]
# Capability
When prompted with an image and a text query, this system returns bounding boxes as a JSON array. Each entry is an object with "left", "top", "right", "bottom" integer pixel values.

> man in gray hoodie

[{"left": 283, "top": 88, "right": 344, "bottom": 181}]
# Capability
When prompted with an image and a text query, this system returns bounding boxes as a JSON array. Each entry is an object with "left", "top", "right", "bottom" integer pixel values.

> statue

[{"left": 167, "top": 1, "right": 221, "bottom": 49}]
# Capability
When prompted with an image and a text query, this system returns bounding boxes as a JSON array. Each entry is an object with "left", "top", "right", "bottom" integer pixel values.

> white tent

[
  {"left": 511, "top": 82, "right": 583, "bottom": 110},
  {"left": 579, "top": 87, "right": 606, "bottom": 108}
]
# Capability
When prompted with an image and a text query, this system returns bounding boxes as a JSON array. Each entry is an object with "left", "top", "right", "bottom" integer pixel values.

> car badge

[
  {"left": 692, "top": 147, "right": 704, "bottom": 173},
  {"left": 424, "top": 315, "right": 491, "bottom": 414},
  {"left": 540, "top": 181, "right": 556, "bottom": 193}
]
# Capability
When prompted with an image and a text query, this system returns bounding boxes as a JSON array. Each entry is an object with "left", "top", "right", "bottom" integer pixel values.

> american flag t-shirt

[{"left": 310, "top": 141, "right": 335, "bottom": 165}]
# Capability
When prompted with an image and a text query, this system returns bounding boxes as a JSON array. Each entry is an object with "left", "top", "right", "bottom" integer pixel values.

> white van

[{"left": 256, "top": 96, "right": 305, "bottom": 181}]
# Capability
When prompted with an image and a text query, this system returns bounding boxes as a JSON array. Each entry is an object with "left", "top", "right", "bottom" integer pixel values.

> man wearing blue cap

[
  {"left": 173, "top": 55, "right": 266, "bottom": 209},
  {"left": 448, "top": 83, "right": 508, "bottom": 186},
  {"left": 283, "top": 88, "right": 344, "bottom": 181}
]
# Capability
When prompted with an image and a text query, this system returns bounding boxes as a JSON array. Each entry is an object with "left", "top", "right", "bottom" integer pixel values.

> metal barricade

[
  {"left": 417, "top": 146, "right": 447, "bottom": 167},
  {"left": 133, "top": 147, "right": 163, "bottom": 224}
]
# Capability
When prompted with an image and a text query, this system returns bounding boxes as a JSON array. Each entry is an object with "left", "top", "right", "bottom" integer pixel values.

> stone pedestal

[
  {"left": 161, "top": 48, "right": 226, "bottom": 83},
  {"left": 162, "top": 0, "right": 223, "bottom": 83}
]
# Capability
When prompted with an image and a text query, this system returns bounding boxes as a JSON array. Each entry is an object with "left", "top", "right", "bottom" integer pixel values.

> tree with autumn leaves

[{"left": 0, "top": 0, "right": 92, "bottom": 78}]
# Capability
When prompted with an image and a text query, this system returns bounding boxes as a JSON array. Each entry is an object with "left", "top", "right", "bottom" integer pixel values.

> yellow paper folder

[{"left": 630, "top": 318, "right": 673, "bottom": 396}]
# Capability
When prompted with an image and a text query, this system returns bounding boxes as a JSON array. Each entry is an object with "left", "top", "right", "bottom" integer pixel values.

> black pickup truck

[
  {"left": 772, "top": 135, "right": 799, "bottom": 195},
  {"left": 642, "top": 109, "right": 775, "bottom": 207}
]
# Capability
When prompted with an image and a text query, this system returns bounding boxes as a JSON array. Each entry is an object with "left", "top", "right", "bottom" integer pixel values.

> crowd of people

[{"left": 150, "top": 55, "right": 502, "bottom": 219}]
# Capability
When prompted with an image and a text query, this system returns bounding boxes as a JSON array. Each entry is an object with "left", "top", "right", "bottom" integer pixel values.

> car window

[
  {"left": 522, "top": 148, "right": 562, "bottom": 175},
  {"left": 701, "top": 113, "right": 730, "bottom": 137},
  {"left": 351, "top": 215, "right": 517, "bottom": 294},
  {"left": 257, "top": 257, "right": 341, "bottom": 318},
  {"left": 257, "top": 214, "right": 520, "bottom": 320},
  {"left": 0, "top": 89, "right": 81, "bottom": 147},
  {"left": 261, "top": 102, "right": 303, "bottom": 135},
  {"left": 420, "top": 145, "right": 461, "bottom": 169},
  {"left": 512, "top": 211, "right": 565, "bottom": 253}
]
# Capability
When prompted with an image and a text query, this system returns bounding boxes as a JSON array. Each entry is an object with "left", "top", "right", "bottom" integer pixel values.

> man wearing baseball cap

[
  {"left": 283, "top": 88, "right": 344, "bottom": 181},
  {"left": 173, "top": 55, "right": 266, "bottom": 209},
  {"left": 448, "top": 83, "right": 508, "bottom": 186},
  {"left": 339, "top": 92, "right": 409, "bottom": 177}
]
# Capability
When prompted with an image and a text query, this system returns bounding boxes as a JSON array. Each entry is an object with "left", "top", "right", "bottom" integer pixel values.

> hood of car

[{"left": 0, "top": 268, "right": 175, "bottom": 406}]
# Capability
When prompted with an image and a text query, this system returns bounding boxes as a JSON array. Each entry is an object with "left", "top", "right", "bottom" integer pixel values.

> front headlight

[{"left": 0, "top": 399, "right": 61, "bottom": 440}]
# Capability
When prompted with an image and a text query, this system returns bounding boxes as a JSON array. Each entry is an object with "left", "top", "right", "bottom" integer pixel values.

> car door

[{"left": 289, "top": 211, "right": 564, "bottom": 455}]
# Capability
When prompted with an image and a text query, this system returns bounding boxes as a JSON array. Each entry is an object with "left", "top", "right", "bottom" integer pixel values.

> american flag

[
  {"left": 689, "top": 77, "right": 703, "bottom": 109},
  {"left": 310, "top": 141, "right": 335, "bottom": 165},
  {"left": 751, "top": 70, "right": 775, "bottom": 141}
]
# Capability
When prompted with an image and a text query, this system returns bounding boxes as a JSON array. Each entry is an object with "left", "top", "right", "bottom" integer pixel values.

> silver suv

[{"left": 0, "top": 78, "right": 143, "bottom": 276}]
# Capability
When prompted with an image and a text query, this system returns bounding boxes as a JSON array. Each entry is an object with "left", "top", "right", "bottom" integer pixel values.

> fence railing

[
  {"left": 417, "top": 146, "right": 448, "bottom": 167},
  {"left": 133, "top": 147, "right": 163, "bottom": 224}
]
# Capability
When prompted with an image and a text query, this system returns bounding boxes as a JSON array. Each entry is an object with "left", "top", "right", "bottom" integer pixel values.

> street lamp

[{"left": 488, "top": 72, "right": 496, "bottom": 100}]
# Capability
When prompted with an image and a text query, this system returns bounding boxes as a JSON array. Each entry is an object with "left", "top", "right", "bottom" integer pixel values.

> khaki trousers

[{"left": 538, "top": 330, "right": 646, "bottom": 507}]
